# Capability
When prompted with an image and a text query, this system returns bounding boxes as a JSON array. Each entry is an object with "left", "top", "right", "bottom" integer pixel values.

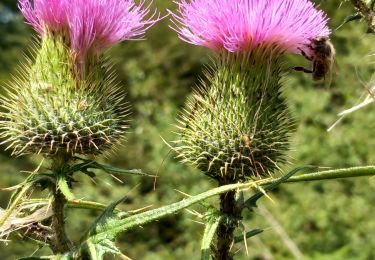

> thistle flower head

[
  {"left": 19, "top": 0, "right": 69, "bottom": 34},
  {"left": 0, "top": 37, "right": 129, "bottom": 156},
  {"left": 171, "top": 0, "right": 330, "bottom": 54},
  {"left": 0, "top": 0, "right": 156, "bottom": 157},
  {"left": 172, "top": 0, "right": 332, "bottom": 181},
  {"left": 19, "top": 0, "right": 158, "bottom": 57}
]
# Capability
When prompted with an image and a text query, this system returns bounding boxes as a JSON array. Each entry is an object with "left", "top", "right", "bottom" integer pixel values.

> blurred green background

[{"left": 1, "top": 0, "right": 375, "bottom": 259}]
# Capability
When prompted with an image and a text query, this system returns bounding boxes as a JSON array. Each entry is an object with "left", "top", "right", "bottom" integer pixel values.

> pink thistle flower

[
  {"left": 19, "top": 0, "right": 69, "bottom": 34},
  {"left": 19, "top": 0, "right": 159, "bottom": 57},
  {"left": 170, "top": 0, "right": 330, "bottom": 54},
  {"left": 68, "top": 0, "right": 159, "bottom": 57}
]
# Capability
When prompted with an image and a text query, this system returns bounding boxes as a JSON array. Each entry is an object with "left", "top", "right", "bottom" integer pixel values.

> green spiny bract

[
  {"left": 0, "top": 34, "right": 128, "bottom": 156},
  {"left": 175, "top": 47, "right": 294, "bottom": 182}
]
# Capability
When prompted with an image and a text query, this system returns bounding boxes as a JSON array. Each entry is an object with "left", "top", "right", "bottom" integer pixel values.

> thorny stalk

[
  {"left": 214, "top": 184, "right": 242, "bottom": 260},
  {"left": 49, "top": 154, "right": 73, "bottom": 253}
]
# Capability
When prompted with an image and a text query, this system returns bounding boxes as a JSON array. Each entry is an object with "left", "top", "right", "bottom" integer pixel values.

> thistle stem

[
  {"left": 50, "top": 189, "right": 71, "bottom": 253},
  {"left": 215, "top": 189, "right": 242, "bottom": 260},
  {"left": 49, "top": 154, "right": 72, "bottom": 253}
]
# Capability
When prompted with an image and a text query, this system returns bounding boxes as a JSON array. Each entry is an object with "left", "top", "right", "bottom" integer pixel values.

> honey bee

[{"left": 293, "top": 36, "right": 336, "bottom": 87}]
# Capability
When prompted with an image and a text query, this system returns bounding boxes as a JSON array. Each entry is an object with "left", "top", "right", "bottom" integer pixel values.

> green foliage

[
  {"left": 1, "top": 0, "right": 375, "bottom": 259},
  {"left": 243, "top": 166, "right": 315, "bottom": 210},
  {"left": 200, "top": 215, "right": 222, "bottom": 260},
  {"left": 46, "top": 182, "right": 258, "bottom": 259},
  {"left": 76, "top": 196, "right": 126, "bottom": 259}
]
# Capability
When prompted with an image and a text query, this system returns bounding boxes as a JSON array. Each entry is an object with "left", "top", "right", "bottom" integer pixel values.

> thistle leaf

[
  {"left": 284, "top": 166, "right": 375, "bottom": 183},
  {"left": 201, "top": 216, "right": 222, "bottom": 260},
  {"left": 71, "top": 157, "right": 149, "bottom": 177},
  {"left": 336, "top": 13, "right": 362, "bottom": 30},
  {"left": 83, "top": 196, "right": 127, "bottom": 240},
  {"left": 86, "top": 239, "right": 123, "bottom": 260},
  {"left": 234, "top": 228, "right": 264, "bottom": 243},
  {"left": 243, "top": 166, "right": 315, "bottom": 210},
  {"left": 18, "top": 255, "right": 72, "bottom": 260},
  {"left": 57, "top": 175, "right": 75, "bottom": 200},
  {"left": 0, "top": 173, "right": 39, "bottom": 227},
  {"left": 74, "top": 182, "right": 258, "bottom": 258}
]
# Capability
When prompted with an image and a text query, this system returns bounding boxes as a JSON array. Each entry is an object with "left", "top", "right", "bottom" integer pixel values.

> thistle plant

[
  {"left": 0, "top": 0, "right": 158, "bottom": 255},
  {"left": 171, "top": 0, "right": 330, "bottom": 258},
  {"left": 3, "top": 0, "right": 375, "bottom": 259}
]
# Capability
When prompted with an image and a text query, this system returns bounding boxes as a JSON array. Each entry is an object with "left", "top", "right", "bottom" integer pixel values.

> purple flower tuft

[
  {"left": 19, "top": 0, "right": 69, "bottom": 34},
  {"left": 19, "top": 0, "right": 159, "bottom": 57},
  {"left": 170, "top": 0, "right": 330, "bottom": 53},
  {"left": 68, "top": 0, "right": 159, "bottom": 57}
]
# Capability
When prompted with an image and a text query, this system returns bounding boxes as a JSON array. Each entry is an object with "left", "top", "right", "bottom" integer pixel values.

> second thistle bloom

[
  {"left": 171, "top": 0, "right": 330, "bottom": 54},
  {"left": 171, "top": 0, "right": 330, "bottom": 181},
  {"left": 0, "top": 0, "right": 158, "bottom": 156}
]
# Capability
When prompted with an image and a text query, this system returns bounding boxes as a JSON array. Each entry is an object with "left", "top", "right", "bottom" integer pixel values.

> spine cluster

[
  {"left": 0, "top": 34, "right": 128, "bottom": 156},
  {"left": 175, "top": 47, "right": 293, "bottom": 181}
]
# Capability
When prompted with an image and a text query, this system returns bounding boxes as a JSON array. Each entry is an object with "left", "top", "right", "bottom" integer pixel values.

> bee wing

[
  {"left": 323, "top": 68, "right": 333, "bottom": 88},
  {"left": 324, "top": 57, "right": 337, "bottom": 88}
]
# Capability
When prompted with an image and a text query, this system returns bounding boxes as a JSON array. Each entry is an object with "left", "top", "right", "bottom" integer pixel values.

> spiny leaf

[
  {"left": 83, "top": 196, "right": 127, "bottom": 240},
  {"left": 79, "top": 181, "right": 260, "bottom": 252},
  {"left": 57, "top": 175, "right": 75, "bottom": 200},
  {"left": 0, "top": 177, "right": 36, "bottom": 227},
  {"left": 234, "top": 228, "right": 264, "bottom": 243},
  {"left": 201, "top": 216, "right": 222, "bottom": 260},
  {"left": 86, "top": 239, "right": 123, "bottom": 260},
  {"left": 72, "top": 157, "right": 149, "bottom": 177},
  {"left": 19, "top": 255, "right": 72, "bottom": 260},
  {"left": 243, "top": 166, "right": 315, "bottom": 210},
  {"left": 284, "top": 166, "right": 375, "bottom": 183},
  {"left": 43, "top": 197, "right": 127, "bottom": 260},
  {"left": 336, "top": 13, "right": 362, "bottom": 30}
]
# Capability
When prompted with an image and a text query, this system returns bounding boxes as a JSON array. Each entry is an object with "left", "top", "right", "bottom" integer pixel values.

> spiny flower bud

[
  {"left": 0, "top": 0, "right": 158, "bottom": 156},
  {"left": 171, "top": 0, "right": 330, "bottom": 182}
]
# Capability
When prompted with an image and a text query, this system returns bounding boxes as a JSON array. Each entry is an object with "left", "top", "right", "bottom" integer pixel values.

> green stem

[
  {"left": 49, "top": 154, "right": 73, "bottom": 253},
  {"left": 214, "top": 190, "right": 241, "bottom": 260},
  {"left": 50, "top": 189, "right": 72, "bottom": 253}
]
